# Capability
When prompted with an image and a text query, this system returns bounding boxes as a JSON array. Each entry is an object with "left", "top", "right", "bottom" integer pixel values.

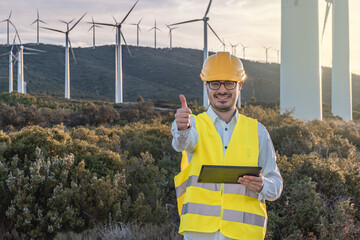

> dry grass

[{"left": 53, "top": 222, "right": 181, "bottom": 240}]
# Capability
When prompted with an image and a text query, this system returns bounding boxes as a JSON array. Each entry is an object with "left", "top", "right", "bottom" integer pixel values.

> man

[{"left": 171, "top": 52, "right": 283, "bottom": 240}]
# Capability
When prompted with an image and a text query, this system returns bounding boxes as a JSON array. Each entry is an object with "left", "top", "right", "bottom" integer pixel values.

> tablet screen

[{"left": 198, "top": 165, "right": 262, "bottom": 183}]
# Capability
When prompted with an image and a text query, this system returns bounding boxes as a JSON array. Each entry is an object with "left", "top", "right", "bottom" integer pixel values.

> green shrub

[{"left": 2, "top": 148, "right": 129, "bottom": 238}]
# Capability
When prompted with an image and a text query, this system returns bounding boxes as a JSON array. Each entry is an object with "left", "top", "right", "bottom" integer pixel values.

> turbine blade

[
  {"left": 112, "top": 15, "right": 118, "bottom": 24},
  {"left": 31, "top": 19, "right": 37, "bottom": 25},
  {"left": 24, "top": 64, "right": 28, "bottom": 70},
  {"left": 10, "top": 22, "right": 22, "bottom": 45},
  {"left": 23, "top": 52, "right": 39, "bottom": 55},
  {"left": 9, "top": 10, "right": 12, "bottom": 19},
  {"left": 37, "top": 9, "right": 39, "bottom": 19},
  {"left": 120, "top": 0, "right": 139, "bottom": 24},
  {"left": 68, "top": 38, "right": 77, "bottom": 64},
  {"left": 207, "top": 23, "right": 223, "bottom": 44},
  {"left": 23, "top": 47, "right": 46, "bottom": 53},
  {"left": 138, "top": 17, "right": 143, "bottom": 24},
  {"left": 148, "top": 27, "right": 155, "bottom": 31},
  {"left": 11, "top": 35, "right": 16, "bottom": 51},
  {"left": 59, "top": 20, "right": 68, "bottom": 24},
  {"left": 41, "top": 26, "right": 65, "bottom": 34},
  {"left": 0, "top": 53, "right": 8, "bottom": 57},
  {"left": 69, "top": 18, "right": 76, "bottom": 24},
  {"left": 88, "top": 25, "right": 94, "bottom": 31},
  {"left": 39, "top": 20, "right": 47, "bottom": 24},
  {"left": 169, "top": 19, "right": 202, "bottom": 26},
  {"left": 92, "top": 22, "right": 116, "bottom": 27},
  {"left": 121, "top": 31, "right": 132, "bottom": 58},
  {"left": 69, "top": 12, "right": 87, "bottom": 32},
  {"left": 204, "top": 0, "right": 213, "bottom": 17},
  {"left": 322, "top": 2, "right": 332, "bottom": 42}
]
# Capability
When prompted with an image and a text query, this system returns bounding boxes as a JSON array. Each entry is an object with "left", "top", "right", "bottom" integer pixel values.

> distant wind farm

[{"left": 0, "top": 0, "right": 358, "bottom": 121}]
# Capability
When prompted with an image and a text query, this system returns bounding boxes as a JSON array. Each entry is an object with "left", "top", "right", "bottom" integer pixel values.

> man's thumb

[{"left": 179, "top": 94, "right": 188, "bottom": 108}]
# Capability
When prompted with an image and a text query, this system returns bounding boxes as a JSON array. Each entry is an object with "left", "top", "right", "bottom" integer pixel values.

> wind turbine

[
  {"left": 1, "top": 11, "right": 13, "bottom": 46},
  {"left": 9, "top": 23, "right": 45, "bottom": 94},
  {"left": 92, "top": 0, "right": 138, "bottom": 104},
  {"left": 322, "top": 0, "right": 352, "bottom": 120},
  {"left": 148, "top": 20, "right": 161, "bottom": 48},
  {"left": 166, "top": 24, "right": 177, "bottom": 49},
  {"left": 240, "top": 43, "right": 249, "bottom": 59},
  {"left": 262, "top": 46, "right": 271, "bottom": 63},
  {"left": 129, "top": 18, "right": 142, "bottom": 47},
  {"left": 88, "top": 17, "right": 102, "bottom": 49},
  {"left": 42, "top": 13, "right": 87, "bottom": 99},
  {"left": 274, "top": 48, "right": 280, "bottom": 63},
  {"left": 229, "top": 42, "right": 239, "bottom": 56},
  {"left": 170, "top": 0, "right": 224, "bottom": 108},
  {"left": 31, "top": 9, "right": 46, "bottom": 45},
  {"left": 0, "top": 34, "right": 17, "bottom": 92}
]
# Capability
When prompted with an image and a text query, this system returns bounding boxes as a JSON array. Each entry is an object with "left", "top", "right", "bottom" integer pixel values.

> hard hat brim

[{"left": 200, "top": 73, "right": 246, "bottom": 82}]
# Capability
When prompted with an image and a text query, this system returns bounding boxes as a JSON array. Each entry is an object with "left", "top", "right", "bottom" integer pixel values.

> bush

[
  {"left": 1, "top": 102, "right": 360, "bottom": 239},
  {"left": 2, "top": 148, "right": 128, "bottom": 238}
]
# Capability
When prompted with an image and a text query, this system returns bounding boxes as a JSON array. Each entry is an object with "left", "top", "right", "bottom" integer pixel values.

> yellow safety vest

[{"left": 174, "top": 112, "right": 267, "bottom": 240}]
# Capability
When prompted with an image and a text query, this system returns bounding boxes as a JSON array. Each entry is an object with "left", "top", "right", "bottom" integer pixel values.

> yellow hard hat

[{"left": 200, "top": 52, "right": 246, "bottom": 82}]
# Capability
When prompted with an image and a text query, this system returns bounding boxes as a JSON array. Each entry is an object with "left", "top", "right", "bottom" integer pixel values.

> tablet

[{"left": 197, "top": 165, "right": 262, "bottom": 183}]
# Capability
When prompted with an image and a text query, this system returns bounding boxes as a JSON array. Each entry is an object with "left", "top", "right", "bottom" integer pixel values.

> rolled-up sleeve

[{"left": 257, "top": 123, "right": 283, "bottom": 201}]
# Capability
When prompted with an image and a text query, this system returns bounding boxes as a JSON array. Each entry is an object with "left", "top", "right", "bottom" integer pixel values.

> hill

[{"left": 0, "top": 44, "right": 359, "bottom": 107}]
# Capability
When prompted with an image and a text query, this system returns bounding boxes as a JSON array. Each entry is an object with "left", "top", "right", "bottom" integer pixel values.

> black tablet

[{"left": 198, "top": 165, "right": 262, "bottom": 183}]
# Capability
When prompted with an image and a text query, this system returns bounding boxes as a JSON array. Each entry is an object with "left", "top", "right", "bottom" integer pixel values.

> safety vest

[{"left": 174, "top": 112, "right": 267, "bottom": 240}]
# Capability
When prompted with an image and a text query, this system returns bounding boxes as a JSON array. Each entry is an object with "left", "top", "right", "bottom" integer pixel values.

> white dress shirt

[{"left": 171, "top": 106, "right": 283, "bottom": 240}]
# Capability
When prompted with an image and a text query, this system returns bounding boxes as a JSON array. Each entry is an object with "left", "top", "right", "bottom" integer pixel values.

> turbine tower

[
  {"left": 229, "top": 42, "right": 239, "bottom": 56},
  {"left": 262, "top": 46, "right": 271, "bottom": 63},
  {"left": 92, "top": 0, "right": 138, "bottom": 103},
  {"left": 240, "top": 43, "right": 249, "bottom": 59},
  {"left": 170, "top": 0, "right": 224, "bottom": 108},
  {"left": 42, "top": 13, "right": 87, "bottom": 99},
  {"left": 0, "top": 35, "right": 16, "bottom": 92},
  {"left": 1, "top": 11, "right": 13, "bottom": 46},
  {"left": 322, "top": 0, "right": 352, "bottom": 120},
  {"left": 274, "top": 48, "right": 280, "bottom": 63},
  {"left": 17, "top": 45, "right": 25, "bottom": 93},
  {"left": 166, "top": 24, "right": 177, "bottom": 49},
  {"left": 281, "top": 0, "right": 322, "bottom": 120},
  {"left": 148, "top": 20, "right": 161, "bottom": 48},
  {"left": 31, "top": 10, "right": 46, "bottom": 45},
  {"left": 129, "top": 18, "right": 142, "bottom": 47},
  {"left": 88, "top": 17, "right": 102, "bottom": 49}
]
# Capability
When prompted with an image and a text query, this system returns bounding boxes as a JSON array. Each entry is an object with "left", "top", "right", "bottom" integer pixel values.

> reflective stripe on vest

[
  {"left": 176, "top": 175, "right": 258, "bottom": 200},
  {"left": 174, "top": 113, "right": 267, "bottom": 239}
]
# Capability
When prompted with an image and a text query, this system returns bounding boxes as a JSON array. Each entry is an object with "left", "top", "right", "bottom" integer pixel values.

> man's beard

[{"left": 209, "top": 92, "right": 237, "bottom": 112}]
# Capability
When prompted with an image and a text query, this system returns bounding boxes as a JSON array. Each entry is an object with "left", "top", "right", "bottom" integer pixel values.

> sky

[{"left": 1, "top": 0, "right": 360, "bottom": 75}]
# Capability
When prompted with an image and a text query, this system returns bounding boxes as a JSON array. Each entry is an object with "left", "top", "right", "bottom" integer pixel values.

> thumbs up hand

[{"left": 175, "top": 94, "right": 192, "bottom": 130}]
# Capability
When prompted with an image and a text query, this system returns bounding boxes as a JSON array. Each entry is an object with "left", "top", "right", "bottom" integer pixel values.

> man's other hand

[{"left": 238, "top": 174, "right": 264, "bottom": 193}]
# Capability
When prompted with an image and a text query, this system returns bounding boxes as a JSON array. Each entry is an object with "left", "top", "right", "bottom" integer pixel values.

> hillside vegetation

[
  {"left": 0, "top": 92, "right": 359, "bottom": 239},
  {"left": 1, "top": 44, "right": 360, "bottom": 110}
]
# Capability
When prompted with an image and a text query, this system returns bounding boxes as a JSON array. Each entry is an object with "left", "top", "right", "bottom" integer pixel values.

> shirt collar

[{"left": 206, "top": 105, "right": 239, "bottom": 124}]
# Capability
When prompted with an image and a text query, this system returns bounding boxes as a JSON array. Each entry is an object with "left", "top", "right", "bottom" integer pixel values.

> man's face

[{"left": 206, "top": 80, "right": 242, "bottom": 112}]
